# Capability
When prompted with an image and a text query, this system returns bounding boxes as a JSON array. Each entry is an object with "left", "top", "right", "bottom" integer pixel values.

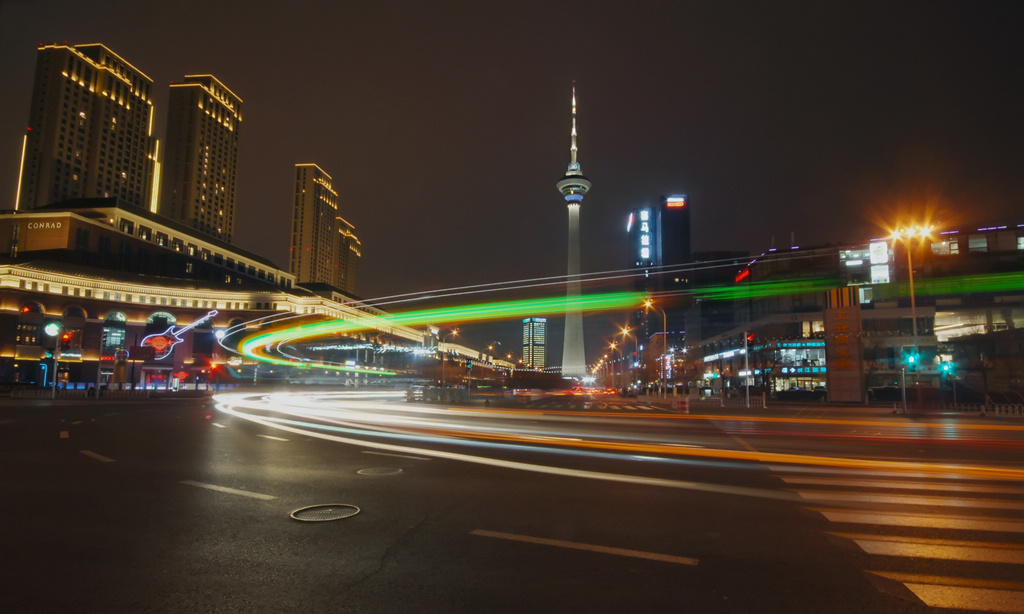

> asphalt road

[{"left": 1, "top": 391, "right": 1022, "bottom": 613}]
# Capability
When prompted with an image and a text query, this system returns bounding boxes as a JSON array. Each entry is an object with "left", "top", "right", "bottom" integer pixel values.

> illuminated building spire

[
  {"left": 556, "top": 82, "right": 591, "bottom": 380},
  {"left": 570, "top": 84, "right": 579, "bottom": 167}
]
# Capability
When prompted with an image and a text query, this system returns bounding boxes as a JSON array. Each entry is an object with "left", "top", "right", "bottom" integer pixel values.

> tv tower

[{"left": 556, "top": 83, "right": 591, "bottom": 379}]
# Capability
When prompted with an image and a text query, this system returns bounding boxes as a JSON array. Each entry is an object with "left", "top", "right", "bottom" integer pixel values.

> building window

[{"left": 968, "top": 234, "right": 988, "bottom": 253}]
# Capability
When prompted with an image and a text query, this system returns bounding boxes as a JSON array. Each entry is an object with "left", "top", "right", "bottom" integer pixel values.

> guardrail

[
  {"left": 937, "top": 402, "right": 1024, "bottom": 417},
  {"left": 2, "top": 387, "right": 214, "bottom": 400},
  {"left": 691, "top": 393, "right": 768, "bottom": 408}
]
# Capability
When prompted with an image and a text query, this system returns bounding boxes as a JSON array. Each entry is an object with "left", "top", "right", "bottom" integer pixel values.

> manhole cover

[
  {"left": 290, "top": 504, "right": 360, "bottom": 522},
  {"left": 357, "top": 467, "right": 403, "bottom": 476}
]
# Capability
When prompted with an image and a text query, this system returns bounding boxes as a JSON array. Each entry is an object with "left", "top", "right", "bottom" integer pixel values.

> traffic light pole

[
  {"left": 51, "top": 343, "right": 61, "bottom": 399},
  {"left": 899, "top": 366, "right": 907, "bottom": 415},
  {"left": 744, "top": 331, "right": 750, "bottom": 408}
]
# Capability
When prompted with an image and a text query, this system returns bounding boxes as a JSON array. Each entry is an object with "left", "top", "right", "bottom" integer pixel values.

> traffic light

[
  {"left": 941, "top": 361, "right": 955, "bottom": 374},
  {"left": 60, "top": 331, "right": 73, "bottom": 352},
  {"left": 746, "top": 333, "right": 755, "bottom": 343},
  {"left": 905, "top": 351, "right": 918, "bottom": 371},
  {"left": 466, "top": 360, "right": 473, "bottom": 371}
]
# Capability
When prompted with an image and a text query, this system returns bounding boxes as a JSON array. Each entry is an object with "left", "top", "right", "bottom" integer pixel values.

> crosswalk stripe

[
  {"left": 867, "top": 572, "right": 1024, "bottom": 613},
  {"left": 787, "top": 465, "right": 1024, "bottom": 610},
  {"left": 795, "top": 491, "right": 1024, "bottom": 510},
  {"left": 778, "top": 475, "right": 1023, "bottom": 495},
  {"left": 905, "top": 583, "right": 1024, "bottom": 613},
  {"left": 831, "top": 532, "right": 1024, "bottom": 564},
  {"left": 867, "top": 571, "right": 1024, "bottom": 592},
  {"left": 767, "top": 464, "right": 993, "bottom": 480},
  {"left": 812, "top": 508, "right": 1024, "bottom": 533}
]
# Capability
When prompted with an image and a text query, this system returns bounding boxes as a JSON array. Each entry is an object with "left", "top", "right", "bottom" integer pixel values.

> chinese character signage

[{"left": 824, "top": 300, "right": 864, "bottom": 402}]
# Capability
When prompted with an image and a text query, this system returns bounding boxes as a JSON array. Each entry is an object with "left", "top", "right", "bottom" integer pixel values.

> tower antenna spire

[{"left": 570, "top": 81, "right": 578, "bottom": 167}]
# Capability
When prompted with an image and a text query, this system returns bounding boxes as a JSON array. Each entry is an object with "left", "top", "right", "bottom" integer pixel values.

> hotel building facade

[
  {"left": 15, "top": 43, "right": 158, "bottom": 213},
  {"left": 160, "top": 75, "right": 243, "bottom": 243}
]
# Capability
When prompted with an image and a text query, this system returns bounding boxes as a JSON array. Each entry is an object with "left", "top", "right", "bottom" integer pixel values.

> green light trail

[
  {"left": 240, "top": 291, "right": 646, "bottom": 369},
  {"left": 239, "top": 268, "right": 1024, "bottom": 374},
  {"left": 693, "top": 277, "right": 841, "bottom": 301}
]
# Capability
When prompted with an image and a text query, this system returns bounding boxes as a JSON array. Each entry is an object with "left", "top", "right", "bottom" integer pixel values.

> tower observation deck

[{"left": 557, "top": 84, "right": 590, "bottom": 379}]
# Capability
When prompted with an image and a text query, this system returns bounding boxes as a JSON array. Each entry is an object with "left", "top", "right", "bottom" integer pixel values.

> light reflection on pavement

[{"left": 215, "top": 390, "right": 1024, "bottom": 487}]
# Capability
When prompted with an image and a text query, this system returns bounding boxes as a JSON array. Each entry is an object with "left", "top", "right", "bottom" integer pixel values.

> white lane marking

[
  {"left": 833, "top": 533, "right": 1024, "bottom": 564},
  {"left": 471, "top": 529, "right": 699, "bottom": 566},
  {"left": 362, "top": 451, "right": 431, "bottom": 460},
  {"left": 180, "top": 480, "right": 276, "bottom": 500},
  {"left": 907, "top": 583, "right": 1024, "bottom": 613},
  {"left": 778, "top": 476, "right": 1023, "bottom": 495},
  {"left": 79, "top": 450, "right": 115, "bottom": 463},
  {"left": 256, "top": 434, "right": 289, "bottom": 441},
  {"left": 767, "top": 464, "right": 979, "bottom": 480},
  {"left": 72, "top": 420, "right": 84, "bottom": 425},
  {"left": 211, "top": 422, "right": 226, "bottom": 428},
  {"left": 59, "top": 430, "right": 69, "bottom": 439},
  {"left": 814, "top": 508, "right": 1024, "bottom": 533},
  {"left": 796, "top": 491, "right": 1024, "bottom": 511}
]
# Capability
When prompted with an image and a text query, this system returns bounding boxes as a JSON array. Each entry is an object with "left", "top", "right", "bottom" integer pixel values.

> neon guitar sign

[{"left": 140, "top": 310, "right": 218, "bottom": 360}]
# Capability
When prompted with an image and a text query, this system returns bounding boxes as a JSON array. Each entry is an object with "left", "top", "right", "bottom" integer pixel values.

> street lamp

[
  {"left": 440, "top": 328, "right": 458, "bottom": 389},
  {"left": 608, "top": 342, "right": 620, "bottom": 390},
  {"left": 644, "top": 299, "right": 668, "bottom": 398},
  {"left": 890, "top": 224, "right": 933, "bottom": 413},
  {"left": 43, "top": 321, "right": 63, "bottom": 399},
  {"left": 891, "top": 225, "right": 933, "bottom": 386},
  {"left": 620, "top": 326, "right": 636, "bottom": 394}
]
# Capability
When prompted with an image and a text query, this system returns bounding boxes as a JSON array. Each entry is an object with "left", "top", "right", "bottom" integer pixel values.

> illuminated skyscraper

[
  {"left": 160, "top": 75, "right": 242, "bottom": 243},
  {"left": 290, "top": 163, "right": 361, "bottom": 295},
  {"left": 626, "top": 195, "right": 691, "bottom": 338},
  {"left": 522, "top": 317, "right": 547, "bottom": 369},
  {"left": 15, "top": 43, "right": 158, "bottom": 212},
  {"left": 556, "top": 84, "right": 591, "bottom": 379}
]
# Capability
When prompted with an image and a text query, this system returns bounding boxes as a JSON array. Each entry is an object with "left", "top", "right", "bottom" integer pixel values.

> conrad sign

[{"left": 27, "top": 221, "right": 63, "bottom": 230}]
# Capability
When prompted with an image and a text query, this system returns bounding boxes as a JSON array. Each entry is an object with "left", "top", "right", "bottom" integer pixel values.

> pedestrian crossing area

[
  {"left": 769, "top": 464, "right": 1024, "bottom": 612},
  {"left": 521, "top": 400, "right": 670, "bottom": 412}
]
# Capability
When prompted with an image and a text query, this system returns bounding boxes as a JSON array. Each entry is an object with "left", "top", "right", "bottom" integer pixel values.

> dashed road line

[
  {"left": 79, "top": 449, "right": 115, "bottom": 463},
  {"left": 363, "top": 451, "right": 432, "bottom": 460},
  {"left": 256, "top": 434, "right": 289, "bottom": 441},
  {"left": 180, "top": 480, "right": 276, "bottom": 500},
  {"left": 471, "top": 529, "right": 699, "bottom": 566}
]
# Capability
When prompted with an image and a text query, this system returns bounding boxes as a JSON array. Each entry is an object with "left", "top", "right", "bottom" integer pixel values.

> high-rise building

[
  {"left": 522, "top": 317, "right": 547, "bottom": 369},
  {"left": 626, "top": 195, "right": 691, "bottom": 286},
  {"left": 290, "top": 163, "right": 361, "bottom": 296},
  {"left": 160, "top": 75, "right": 243, "bottom": 243},
  {"left": 333, "top": 215, "right": 362, "bottom": 297},
  {"left": 627, "top": 195, "right": 691, "bottom": 345},
  {"left": 660, "top": 195, "right": 691, "bottom": 269},
  {"left": 556, "top": 84, "right": 591, "bottom": 379},
  {"left": 15, "top": 43, "right": 158, "bottom": 212}
]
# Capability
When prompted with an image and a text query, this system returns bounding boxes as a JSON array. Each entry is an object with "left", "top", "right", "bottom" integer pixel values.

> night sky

[{"left": 2, "top": 1, "right": 1023, "bottom": 363}]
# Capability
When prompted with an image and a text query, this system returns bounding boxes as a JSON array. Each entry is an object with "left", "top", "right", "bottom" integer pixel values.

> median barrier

[{"left": 672, "top": 396, "right": 690, "bottom": 414}]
